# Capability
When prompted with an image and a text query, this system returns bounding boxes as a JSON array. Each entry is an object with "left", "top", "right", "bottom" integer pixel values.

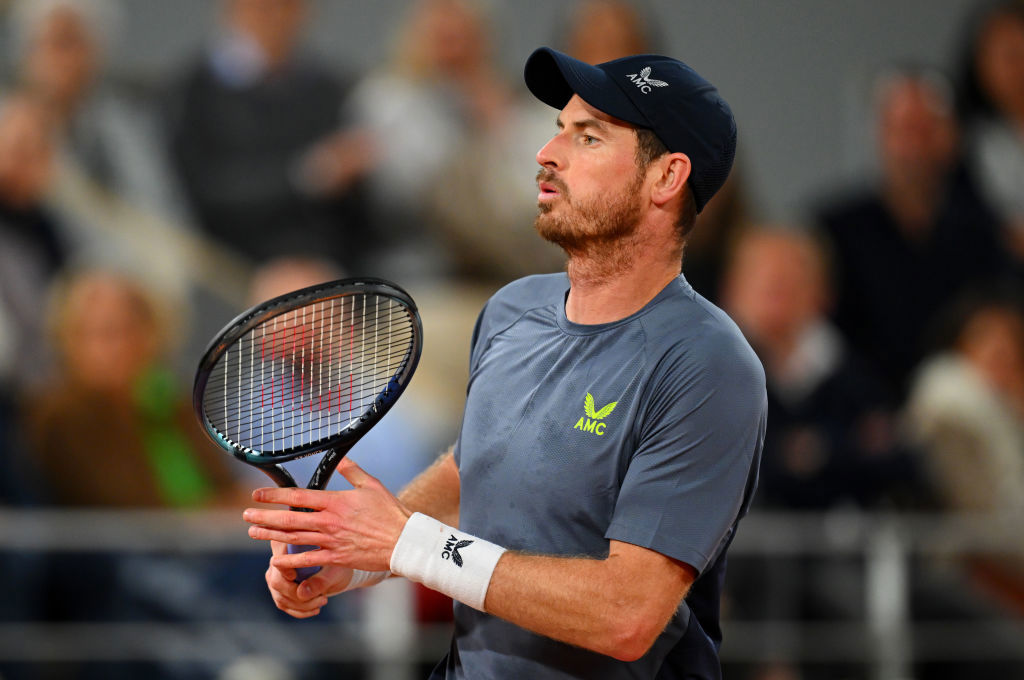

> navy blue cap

[{"left": 524, "top": 47, "right": 736, "bottom": 213}]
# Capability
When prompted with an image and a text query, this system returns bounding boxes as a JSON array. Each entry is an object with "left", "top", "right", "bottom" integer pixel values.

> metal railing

[
  {"left": 724, "top": 511, "right": 1024, "bottom": 680},
  {"left": 0, "top": 509, "right": 1021, "bottom": 679}
]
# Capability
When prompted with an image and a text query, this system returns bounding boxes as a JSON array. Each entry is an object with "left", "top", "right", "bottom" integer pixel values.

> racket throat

[
  {"left": 258, "top": 464, "right": 298, "bottom": 488},
  {"left": 308, "top": 448, "right": 342, "bottom": 490}
]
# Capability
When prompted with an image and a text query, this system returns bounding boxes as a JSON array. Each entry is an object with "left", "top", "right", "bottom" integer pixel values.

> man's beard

[{"left": 534, "top": 168, "right": 646, "bottom": 258}]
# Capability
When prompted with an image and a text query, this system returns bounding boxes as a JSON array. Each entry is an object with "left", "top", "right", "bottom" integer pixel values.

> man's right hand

[{"left": 265, "top": 540, "right": 354, "bottom": 618}]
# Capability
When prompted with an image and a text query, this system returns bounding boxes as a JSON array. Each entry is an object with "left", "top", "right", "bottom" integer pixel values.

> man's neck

[{"left": 564, "top": 241, "right": 681, "bottom": 325}]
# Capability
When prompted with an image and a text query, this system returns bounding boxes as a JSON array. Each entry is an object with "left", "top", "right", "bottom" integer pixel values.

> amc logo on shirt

[{"left": 572, "top": 392, "right": 619, "bottom": 436}]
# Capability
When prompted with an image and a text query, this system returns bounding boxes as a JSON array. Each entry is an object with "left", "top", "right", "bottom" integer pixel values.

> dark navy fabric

[{"left": 432, "top": 273, "right": 766, "bottom": 679}]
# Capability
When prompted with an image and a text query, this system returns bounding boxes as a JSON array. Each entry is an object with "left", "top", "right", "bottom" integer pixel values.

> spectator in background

[
  {"left": 901, "top": 288, "right": 1024, "bottom": 680},
  {"left": 346, "top": 0, "right": 562, "bottom": 284},
  {"left": 720, "top": 227, "right": 924, "bottom": 680},
  {"left": 0, "top": 91, "right": 67, "bottom": 510},
  {"left": 721, "top": 227, "right": 920, "bottom": 511},
  {"left": 10, "top": 0, "right": 206, "bottom": 323},
  {"left": 0, "top": 91, "right": 54, "bottom": 618},
  {"left": 955, "top": 0, "right": 1024, "bottom": 260},
  {"left": 0, "top": 96, "right": 58, "bottom": 668},
  {"left": 561, "top": 0, "right": 654, "bottom": 65},
  {"left": 166, "top": 0, "right": 373, "bottom": 272},
  {"left": 11, "top": 0, "right": 185, "bottom": 221},
  {"left": 905, "top": 289, "right": 1024, "bottom": 614},
  {"left": 21, "top": 268, "right": 244, "bottom": 508},
  {"left": 0, "top": 92, "right": 65, "bottom": 396},
  {"left": 815, "top": 66, "right": 1011, "bottom": 398}
]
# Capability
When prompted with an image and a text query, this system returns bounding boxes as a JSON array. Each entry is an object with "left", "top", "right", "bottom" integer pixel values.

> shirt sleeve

[
  {"left": 604, "top": 328, "right": 767, "bottom": 574},
  {"left": 453, "top": 302, "right": 490, "bottom": 469}
]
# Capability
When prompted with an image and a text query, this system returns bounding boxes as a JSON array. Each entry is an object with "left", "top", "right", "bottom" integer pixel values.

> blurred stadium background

[{"left": 0, "top": 1, "right": 1022, "bottom": 679}]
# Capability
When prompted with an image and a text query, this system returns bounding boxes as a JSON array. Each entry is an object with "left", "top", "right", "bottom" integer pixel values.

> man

[
  {"left": 721, "top": 227, "right": 920, "bottom": 511},
  {"left": 0, "top": 91, "right": 66, "bottom": 509},
  {"left": 243, "top": 47, "right": 766, "bottom": 679},
  {"left": 815, "top": 66, "right": 1011, "bottom": 399},
  {"left": 167, "top": 0, "right": 372, "bottom": 270}
]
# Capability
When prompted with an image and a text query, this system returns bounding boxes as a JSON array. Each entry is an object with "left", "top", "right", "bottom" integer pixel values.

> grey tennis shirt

[{"left": 432, "top": 273, "right": 766, "bottom": 680}]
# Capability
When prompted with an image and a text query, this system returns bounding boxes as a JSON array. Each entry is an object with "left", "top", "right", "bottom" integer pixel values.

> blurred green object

[{"left": 136, "top": 365, "right": 215, "bottom": 507}]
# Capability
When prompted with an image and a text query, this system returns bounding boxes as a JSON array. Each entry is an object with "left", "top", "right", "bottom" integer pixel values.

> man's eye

[{"left": 581, "top": 135, "right": 597, "bottom": 145}]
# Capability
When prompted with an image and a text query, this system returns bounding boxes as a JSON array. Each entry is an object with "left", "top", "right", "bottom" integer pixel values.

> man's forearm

[
  {"left": 387, "top": 508, "right": 697, "bottom": 663},
  {"left": 397, "top": 448, "right": 460, "bottom": 526},
  {"left": 483, "top": 541, "right": 695, "bottom": 661}
]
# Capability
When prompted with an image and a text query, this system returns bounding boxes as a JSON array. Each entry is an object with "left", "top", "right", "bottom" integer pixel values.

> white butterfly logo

[
  {"left": 638, "top": 67, "right": 669, "bottom": 88},
  {"left": 626, "top": 67, "right": 669, "bottom": 93}
]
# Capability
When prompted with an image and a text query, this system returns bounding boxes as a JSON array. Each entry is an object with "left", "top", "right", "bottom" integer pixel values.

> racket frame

[{"left": 192, "top": 277, "right": 422, "bottom": 487}]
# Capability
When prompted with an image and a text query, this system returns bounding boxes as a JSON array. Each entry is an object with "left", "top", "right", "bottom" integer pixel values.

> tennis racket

[{"left": 193, "top": 277, "right": 422, "bottom": 581}]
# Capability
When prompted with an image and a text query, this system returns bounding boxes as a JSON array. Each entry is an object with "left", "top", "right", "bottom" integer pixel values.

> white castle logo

[{"left": 626, "top": 67, "right": 669, "bottom": 94}]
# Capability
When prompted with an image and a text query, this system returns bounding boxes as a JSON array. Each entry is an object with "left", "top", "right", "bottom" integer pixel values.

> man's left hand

[{"left": 243, "top": 458, "right": 411, "bottom": 573}]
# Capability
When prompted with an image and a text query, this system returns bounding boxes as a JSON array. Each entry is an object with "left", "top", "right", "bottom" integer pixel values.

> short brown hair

[
  {"left": 634, "top": 128, "right": 697, "bottom": 239},
  {"left": 634, "top": 127, "right": 668, "bottom": 167}
]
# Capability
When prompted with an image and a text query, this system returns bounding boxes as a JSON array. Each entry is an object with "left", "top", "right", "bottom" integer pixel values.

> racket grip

[{"left": 287, "top": 544, "right": 322, "bottom": 582}]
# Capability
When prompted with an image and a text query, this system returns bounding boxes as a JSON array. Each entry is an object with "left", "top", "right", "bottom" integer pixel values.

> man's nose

[{"left": 536, "top": 134, "right": 564, "bottom": 169}]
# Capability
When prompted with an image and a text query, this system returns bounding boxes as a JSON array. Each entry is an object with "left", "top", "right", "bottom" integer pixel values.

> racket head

[{"left": 192, "top": 277, "right": 422, "bottom": 467}]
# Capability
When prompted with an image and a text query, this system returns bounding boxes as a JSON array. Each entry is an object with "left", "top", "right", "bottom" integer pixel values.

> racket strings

[
  {"left": 203, "top": 352, "right": 413, "bottom": 441},
  {"left": 203, "top": 294, "right": 416, "bottom": 454},
  {"left": 201, "top": 337, "right": 414, "bottom": 410}
]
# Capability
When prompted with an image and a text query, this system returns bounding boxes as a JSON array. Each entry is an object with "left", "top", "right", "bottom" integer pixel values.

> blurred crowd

[{"left": 0, "top": 1, "right": 1022, "bottom": 679}]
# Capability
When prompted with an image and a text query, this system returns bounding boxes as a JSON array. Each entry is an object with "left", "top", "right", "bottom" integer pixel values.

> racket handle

[{"left": 287, "top": 544, "right": 322, "bottom": 582}]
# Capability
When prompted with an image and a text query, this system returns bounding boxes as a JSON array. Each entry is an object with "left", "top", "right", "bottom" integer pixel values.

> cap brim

[{"left": 524, "top": 47, "right": 650, "bottom": 128}]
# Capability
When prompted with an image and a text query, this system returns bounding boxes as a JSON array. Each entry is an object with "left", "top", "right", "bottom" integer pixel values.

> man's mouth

[
  {"left": 536, "top": 171, "right": 565, "bottom": 202},
  {"left": 538, "top": 181, "right": 559, "bottom": 200}
]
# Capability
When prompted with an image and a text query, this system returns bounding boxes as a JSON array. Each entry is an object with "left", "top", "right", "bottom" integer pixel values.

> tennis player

[{"left": 244, "top": 46, "right": 766, "bottom": 679}]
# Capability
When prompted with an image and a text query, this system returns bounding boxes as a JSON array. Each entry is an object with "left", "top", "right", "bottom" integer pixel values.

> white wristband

[
  {"left": 342, "top": 569, "right": 390, "bottom": 592},
  {"left": 389, "top": 512, "right": 506, "bottom": 611}
]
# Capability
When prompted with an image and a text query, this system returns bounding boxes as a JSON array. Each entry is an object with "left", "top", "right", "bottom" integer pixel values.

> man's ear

[{"left": 649, "top": 153, "right": 691, "bottom": 207}]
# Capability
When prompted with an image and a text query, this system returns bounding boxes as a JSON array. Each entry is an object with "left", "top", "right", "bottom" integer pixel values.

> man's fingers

[
  {"left": 271, "top": 589, "right": 327, "bottom": 617},
  {"left": 243, "top": 507, "right": 325, "bottom": 531},
  {"left": 336, "top": 457, "right": 382, "bottom": 489},
  {"left": 271, "top": 547, "right": 333, "bottom": 571},
  {"left": 270, "top": 584, "right": 328, "bottom": 609},
  {"left": 279, "top": 604, "right": 323, "bottom": 619},
  {"left": 266, "top": 562, "right": 329, "bottom": 615},
  {"left": 250, "top": 486, "right": 330, "bottom": 509},
  {"left": 267, "top": 568, "right": 326, "bottom": 607},
  {"left": 296, "top": 575, "right": 331, "bottom": 600},
  {"left": 267, "top": 562, "right": 298, "bottom": 589},
  {"left": 296, "top": 566, "right": 353, "bottom": 599},
  {"left": 249, "top": 525, "right": 325, "bottom": 546}
]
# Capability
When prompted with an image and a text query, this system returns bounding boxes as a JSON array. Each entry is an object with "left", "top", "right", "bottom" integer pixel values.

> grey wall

[{"left": 2, "top": 0, "right": 984, "bottom": 223}]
